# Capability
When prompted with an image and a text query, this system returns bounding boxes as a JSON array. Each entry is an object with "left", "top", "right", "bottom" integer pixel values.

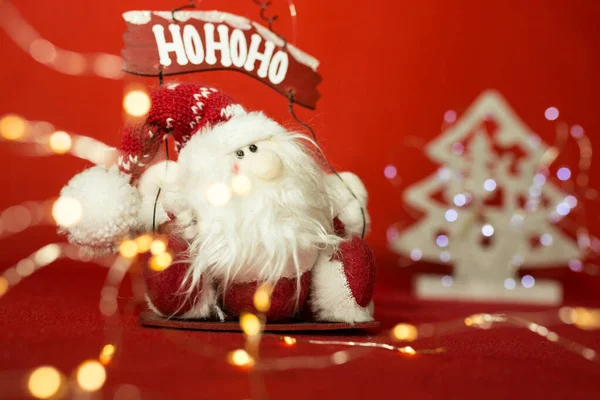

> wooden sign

[{"left": 122, "top": 10, "right": 322, "bottom": 109}]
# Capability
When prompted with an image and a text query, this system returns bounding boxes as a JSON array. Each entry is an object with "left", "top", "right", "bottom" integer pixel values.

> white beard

[{"left": 175, "top": 126, "right": 342, "bottom": 294}]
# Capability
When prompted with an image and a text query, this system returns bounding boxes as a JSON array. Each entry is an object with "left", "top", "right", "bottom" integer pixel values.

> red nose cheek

[{"left": 232, "top": 163, "right": 240, "bottom": 174}]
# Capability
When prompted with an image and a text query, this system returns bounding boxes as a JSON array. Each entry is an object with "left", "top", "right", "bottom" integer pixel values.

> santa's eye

[
  {"left": 249, "top": 144, "right": 258, "bottom": 153},
  {"left": 236, "top": 149, "right": 245, "bottom": 159}
]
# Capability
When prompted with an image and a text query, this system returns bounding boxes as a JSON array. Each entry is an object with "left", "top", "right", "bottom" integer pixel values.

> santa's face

[{"left": 175, "top": 113, "right": 341, "bottom": 288}]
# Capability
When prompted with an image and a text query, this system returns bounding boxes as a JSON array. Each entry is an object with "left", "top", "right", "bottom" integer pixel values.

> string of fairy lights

[{"left": 0, "top": 1, "right": 599, "bottom": 399}]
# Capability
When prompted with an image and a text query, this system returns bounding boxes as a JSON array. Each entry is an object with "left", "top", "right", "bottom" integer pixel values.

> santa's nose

[{"left": 248, "top": 150, "right": 282, "bottom": 180}]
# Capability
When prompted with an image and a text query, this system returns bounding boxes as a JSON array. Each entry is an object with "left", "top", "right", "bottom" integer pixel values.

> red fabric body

[
  {"left": 139, "top": 235, "right": 201, "bottom": 316},
  {"left": 222, "top": 272, "right": 311, "bottom": 321}
]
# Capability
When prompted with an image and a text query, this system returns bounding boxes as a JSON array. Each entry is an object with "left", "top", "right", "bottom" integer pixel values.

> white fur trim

[
  {"left": 310, "top": 250, "right": 374, "bottom": 323},
  {"left": 325, "top": 172, "right": 371, "bottom": 236},
  {"left": 59, "top": 166, "right": 141, "bottom": 251}
]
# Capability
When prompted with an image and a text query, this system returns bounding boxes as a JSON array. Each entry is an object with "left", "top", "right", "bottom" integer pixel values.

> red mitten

[
  {"left": 310, "top": 220, "right": 376, "bottom": 323},
  {"left": 331, "top": 236, "right": 376, "bottom": 308},
  {"left": 222, "top": 272, "right": 311, "bottom": 322}
]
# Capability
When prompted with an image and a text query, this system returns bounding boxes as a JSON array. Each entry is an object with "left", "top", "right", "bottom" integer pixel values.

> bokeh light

[
  {"left": 52, "top": 197, "right": 82, "bottom": 227},
  {"left": 119, "top": 240, "right": 138, "bottom": 258},
  {"left": 150, "top": 239, "right": 167, "bottom": 255},
  {"left": 391, "top": 323, "right": 418, "bottom": 341},
  {"left": 150, "top": 252, "right": 173, "bottom": 271},
  {"left": 253, "top": 284, "right": 272, "bottom": 313},
  {"left": 453, "top": 194, "right": 467, "bottom": 207},
  {"left": 409, "top": 248, "right": 422, "bottom": 261},
  {"left": 504, "top": 278, "right": 516, "bottom": 290},
  {"left": 445, "top": 209, "right": 458, "bottom": 222},
  {"left": 283, "top": 336, "right": 297, "bottom": 346},
  {"left": 231, "top": 174, "right": 252, "bottom": 196},
  {"left": 240, "top": 313, "right": 261, "bottom": 336},
  {"left": 49, "top": 131, "right": 72, "bottom": 154},
  {"left": 443, "top": 110, "right": 457, "bottom": 123},
  {"left": 557, "top": 167, "right": 571, "bottom": 181},
  {"left": 544, "top": 107, "right": 559, "bottom": 121},
  {"left": 0, "top": 114, "right": 28, "bottom": 140},
  {"left": 440, "top": 251, "right": 451, "bottom": 262},
  {"left": 206, "top": 183, "right": 232, "bottom": 207},
  {"left": 228, "top": 349, "right": 254, "bottom": 367},
  {"left": 441, "top": 275, "right": 453, "bottom": 288},
  {"left": 540, "top": 234, "right": 553, "bottom": 246},
  {"left": 481, "top": 224, "right": 494, "bottom": 237},
  {"left": 135, "top": 234, "right": 153, "bottom": 253},
  {"left": 76, "top": 360, "right": 106, "bottom": 391},
  {"left": 384, "top": 165, "right": 397, "bottom": 179},
  {"left": 436, "top": 235, "right": 449, "bottom": 247},
  {"left": 123, "top": 89, "right": 151, "bottom": 117},
  {"left": 570, "top": 124, "right": 584, "bottom": 138},
  {"left": 521, "top": 275, "right": 535, "bottom": 288},
  {"left": 28, "top": 366, "right": 62, "bottom": 399},
  {"left": 483, "top": 179, "right": 496, "bottom": 192}
]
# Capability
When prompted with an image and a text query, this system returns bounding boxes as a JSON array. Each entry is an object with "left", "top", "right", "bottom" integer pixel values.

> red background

[{"left": 1, "top": 1, "right": 600, "bottom": 399}]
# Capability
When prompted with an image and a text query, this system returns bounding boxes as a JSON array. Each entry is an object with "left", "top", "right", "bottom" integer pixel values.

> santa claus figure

[{"left": 58, "top": 84, "right": 375, "bottom": 323}]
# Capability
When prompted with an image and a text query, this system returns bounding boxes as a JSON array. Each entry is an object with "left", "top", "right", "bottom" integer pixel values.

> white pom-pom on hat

[{"left": 58, "top": 166, "right": 141, "bottom": 252}]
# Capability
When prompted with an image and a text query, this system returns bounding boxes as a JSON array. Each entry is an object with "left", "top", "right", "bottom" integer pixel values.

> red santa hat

[
  {"left": 58, "top": 83, "right": 247, "bottom": 252},
  {"left": 118, "top": 83, "right": 246, "bottom": 178}
]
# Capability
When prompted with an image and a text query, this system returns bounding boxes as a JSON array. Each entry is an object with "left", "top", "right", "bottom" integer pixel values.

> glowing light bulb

[
  {"left": 399, "top": 346, "right": 416, "bottom": 355},
  {"left": 99, "top": 344, "right": 116, "bottom": 365},
  {"left": 49, "top": 131, "right": 72, "bottom": 154},
  {"left": 0, "top": 114, "right": 28, "bottom": 140},
  {"left": 228, "top": 349, "right": 254, "bottom": 367},
  {"left": 123, "top": 90, "right": 151, "bottom": 117},
  {"left": 135, "top": 234, "right": 153, "bottom": 253},
  {"left": 283, "top": 336, "right": 296, "bottom": 346},
  {"left": 206, "top": 183, "right": 232, "bottom": 206},
  {"left": 253, "top": 284, "right": 272, "bottom": 313},
  {"left": 119, "top": 240, "right": 138, "bottom": 258},
  {"left": 231, "top": 174, "right": 252, "bottom": 196},
  {"left": 28, "top": 366, "right": 62, "bottom": 399},
  {"left": 76, "top": 360, "right": 106, "bottom": 391},
  {"left": 150, "top": 239, "right": 167, "bottom": 255},
  {"left": 391, "top": 323, "right": 418, "bottom": 341},
  {"left": 150, "top": 252, "right": 172, "bottom": 271},
  {"left": 52, "top": 197, "right": 82, "bottom": 227},
  {"left": 240, "top": 313, "right": 261, "bottom": 336}
]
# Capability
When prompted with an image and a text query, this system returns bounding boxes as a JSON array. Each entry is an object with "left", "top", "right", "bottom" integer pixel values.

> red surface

[{"left": 2, "top": 1, "right": 600, "bottom": 399}]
